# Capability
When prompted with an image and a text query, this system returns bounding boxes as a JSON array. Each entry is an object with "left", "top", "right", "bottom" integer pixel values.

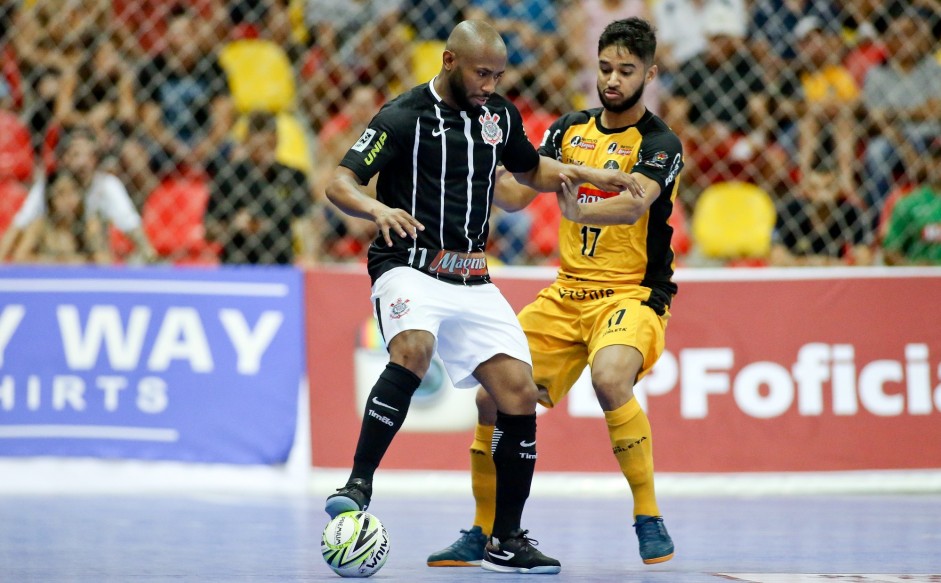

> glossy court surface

[{"left": 2, "top": 492, "right": 939, "bottom": 582}]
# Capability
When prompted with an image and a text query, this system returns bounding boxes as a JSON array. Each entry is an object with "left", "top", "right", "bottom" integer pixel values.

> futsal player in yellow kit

[{"left": 427, "top": 17, "right": 683, "bottom": 568}]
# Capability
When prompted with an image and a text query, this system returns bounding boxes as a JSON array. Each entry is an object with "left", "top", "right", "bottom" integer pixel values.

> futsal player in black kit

[{"left": 323, "top": 20, "right": 642, "bottom": 574}]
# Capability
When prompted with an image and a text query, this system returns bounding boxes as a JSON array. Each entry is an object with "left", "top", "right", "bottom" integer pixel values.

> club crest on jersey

[
  {"left": 389, "top": 298, "right": 411, "bottom": 319},
  {"left": 479, "top": 112, "right": 503, "bottom": 145},
  {"left": 607, "top": 142, "right": 618, "bottom": 154},
  {"left": 604, "top": 159, "right": 620, "bottom": 170}
]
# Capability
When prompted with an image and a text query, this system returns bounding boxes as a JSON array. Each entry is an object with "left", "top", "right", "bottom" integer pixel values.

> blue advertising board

[{"left": 0, "top": 266, "right": 304, "bottom": 465}]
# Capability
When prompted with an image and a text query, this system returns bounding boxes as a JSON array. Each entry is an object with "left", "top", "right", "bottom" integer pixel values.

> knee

[
  {"left": 496, "top": 376, "right": 539, "bottom": 415},
  {"left": 475, "top": 387, "right": 498, "bottom": 425},
  {"left": 591, "top": 369, "right": 634, "bottom": 411},
  {"left": 388, "top": 331, "right": 435, "bottom": 377}
]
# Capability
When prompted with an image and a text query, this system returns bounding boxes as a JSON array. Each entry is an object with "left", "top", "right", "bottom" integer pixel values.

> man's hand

[
  {"left": 581, "top": 167, "right": 645, "bottom": 198},
  {"left": 374, "top": 207, "right": 425, "bottom": 247},
  {"left": 557, "top": 170, "right": 661, "bottom": 226},
  {"left": 556, "top": 174, "right": 583, "bottom": 222}
]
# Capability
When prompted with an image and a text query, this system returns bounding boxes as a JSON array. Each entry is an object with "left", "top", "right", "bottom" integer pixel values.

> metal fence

[{"left": 0, "top": 0, "right": 938, "bottom": 267}]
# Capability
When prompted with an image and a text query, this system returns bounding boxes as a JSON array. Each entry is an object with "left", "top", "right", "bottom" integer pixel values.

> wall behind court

[
  {"left": 1, "top": 265, "right": 938, "bottom": 474},
  {"left": 306, "top": 265, "right": 941, "bottom": 473}
]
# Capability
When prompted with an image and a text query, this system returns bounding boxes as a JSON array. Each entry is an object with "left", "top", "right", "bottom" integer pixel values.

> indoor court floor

[{"left": 2, "top": 491, "right": 939, "bottom": 582}]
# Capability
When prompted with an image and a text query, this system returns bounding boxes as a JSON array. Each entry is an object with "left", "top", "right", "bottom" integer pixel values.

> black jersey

[{"left": 339, "top": 80, "right": 540, "bottom": 285}]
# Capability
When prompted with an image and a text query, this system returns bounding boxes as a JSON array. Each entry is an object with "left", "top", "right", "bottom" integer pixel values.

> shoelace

[
  {"left": 634, "top": 517, "right": 666, "bottom": 537},
  {"left": 453, "top": 529, "right": 483, "bottom": 546},
  {"left": 336, "top": 480, "right": 368, "bottom": 494},
  {"left": 510, "top": 529, "right": 540, "bottom": 547}
]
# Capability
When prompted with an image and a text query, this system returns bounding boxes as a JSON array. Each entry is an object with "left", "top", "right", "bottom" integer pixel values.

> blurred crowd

[{"left": 0, "top": 0, "right": 939, "bottom": 268}]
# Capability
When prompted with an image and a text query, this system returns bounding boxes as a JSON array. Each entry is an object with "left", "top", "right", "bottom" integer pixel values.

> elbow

[
  {"left": 324, "top": 179, "right": 342, "bottom": 207},
  {"left": 495, "top": 198, "right": 527, "bottom": 213},
  {"left": 622, "top": 196, "right": 657, "bottom": 225},
  {"left": 622, "top": 209, "right": 643, "bottom": 225},
  {"left": 625, "top": 214, "right": 641, "bottom": 226}
]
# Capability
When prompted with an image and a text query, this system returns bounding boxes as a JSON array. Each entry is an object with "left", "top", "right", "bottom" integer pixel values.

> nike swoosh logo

[
  {"left": 372, "top": 397, "right": 399, "bottom": 411},
  {"left": 488, "top": 550, "right": 515, "bottom": 560},
  {"left": 520, "top": 440, "right": 536, "bottom": 448},
  {"left": 432, "top": 127, "right": 448, "bottom": 137}
]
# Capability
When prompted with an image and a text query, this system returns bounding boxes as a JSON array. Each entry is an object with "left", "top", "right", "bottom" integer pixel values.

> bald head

[
  {"left": 435, "top": 20, "right": 507, "bottom": 111},
  {"left": 446, "top": 20, "right": 506, "bottom": 58}
]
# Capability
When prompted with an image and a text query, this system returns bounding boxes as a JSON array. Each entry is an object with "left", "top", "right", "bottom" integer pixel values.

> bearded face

[
  {"left": 597, "top": 78, "right": 646, "bottom": 113},
  {"left": 595, "top": 45, "right": 650, "bottom": 115},
  {"left": 446, "top": 66, "right": 482, "bottom": 112}
]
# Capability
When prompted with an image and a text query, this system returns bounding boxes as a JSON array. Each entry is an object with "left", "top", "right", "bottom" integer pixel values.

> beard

[
  {"left": 447, "top": 70, "right": 483, "bottom": 112},
  {"left": 597, "top": 80, "right": 646, "bottom": 113}
]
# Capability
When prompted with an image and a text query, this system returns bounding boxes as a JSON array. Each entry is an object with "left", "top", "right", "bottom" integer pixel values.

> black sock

[
  {"left": 350, "top": 362, "right": 421, "bottom": 482},
  {"left": 490, "top": 411, "right": 537, "bottom": 540}
]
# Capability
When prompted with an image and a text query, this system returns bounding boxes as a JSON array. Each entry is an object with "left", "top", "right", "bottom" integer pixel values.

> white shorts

[{"left": 371, "top": 267, "right": 532, "bottom": 388}]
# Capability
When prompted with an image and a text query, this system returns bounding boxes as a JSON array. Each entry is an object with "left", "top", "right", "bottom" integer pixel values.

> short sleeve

[
  {"left": 338, "top": 107, "right": 399, "bottom": 185},
  {"left": 633, "top": 131, "right": 684, "bottom": 190},
  {"left": 536, "top": 115, "right": 569, "bottom": 160},
  {"left": 498, "top": 103, "right": 539, "bottom": 174}
]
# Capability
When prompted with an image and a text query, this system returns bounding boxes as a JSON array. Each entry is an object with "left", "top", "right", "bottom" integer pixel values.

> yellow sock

[
  {"left": 605, "top": 398, "right": 660, "bottom": 518},
  {"left": 470, "top": 423, "right": 496, "bottom": 536}
]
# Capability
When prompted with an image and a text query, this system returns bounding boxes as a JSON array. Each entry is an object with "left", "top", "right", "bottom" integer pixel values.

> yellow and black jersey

[{"left": 538, "top": 108, "right": 683, "bottom": 295}]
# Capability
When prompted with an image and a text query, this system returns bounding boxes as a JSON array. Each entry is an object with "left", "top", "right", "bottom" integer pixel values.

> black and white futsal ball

[{"left": 321, "top": 511, "right": 390, "bottom": 577}]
